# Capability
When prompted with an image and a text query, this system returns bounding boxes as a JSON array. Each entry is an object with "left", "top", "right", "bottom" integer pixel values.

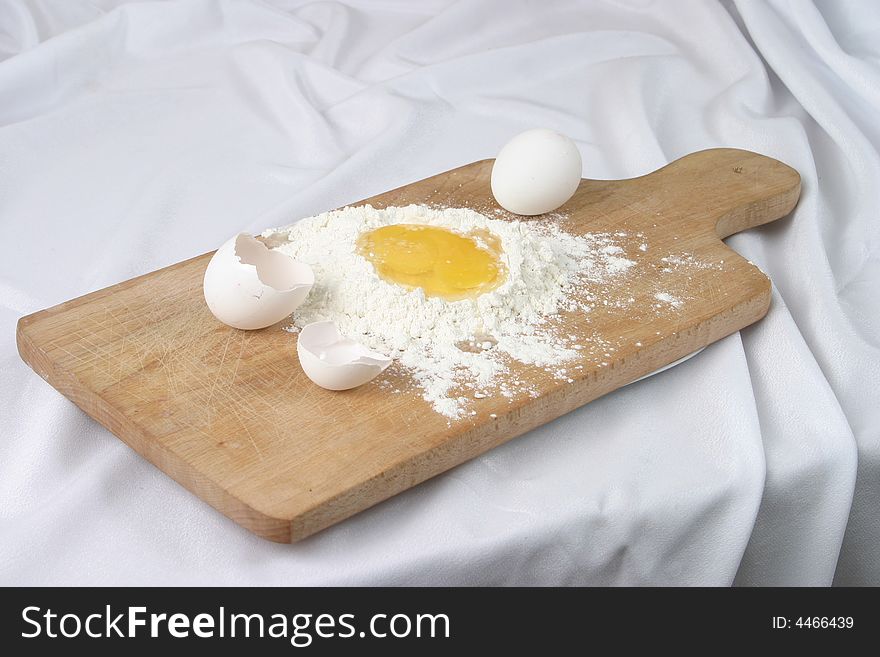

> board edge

[{"left": 15, "top": 315, "right": 296, "bottom": 544}]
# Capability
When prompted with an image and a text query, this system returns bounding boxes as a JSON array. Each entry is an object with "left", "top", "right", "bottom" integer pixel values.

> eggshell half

[
  {"left": 297, "top": 321, "right": 392, "bottom": 391},
  {"left": 203, "top": 233, "right": 314, "bottom": 330},
  {"left": 490, "top": 128, "right": 583, "bottom": 215}
]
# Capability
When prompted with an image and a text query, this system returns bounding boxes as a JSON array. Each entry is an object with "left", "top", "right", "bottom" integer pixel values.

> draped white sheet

[{"left": 0, "top": 0, "right": 877, "bottom": 586}]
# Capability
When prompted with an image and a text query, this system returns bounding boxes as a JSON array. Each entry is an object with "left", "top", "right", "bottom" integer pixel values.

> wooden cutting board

[{"left": 16, "top": 148, "right": 800, "bottom": 542}]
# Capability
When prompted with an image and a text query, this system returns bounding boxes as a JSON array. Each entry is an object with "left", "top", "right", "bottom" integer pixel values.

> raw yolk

[{"left": 357, "top": 224, "right": 505, "bottom": 301}]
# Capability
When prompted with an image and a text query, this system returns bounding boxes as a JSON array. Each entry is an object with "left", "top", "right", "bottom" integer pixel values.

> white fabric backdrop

[{"left": 1, "top": 0, "right": 877, "bottom": 586}]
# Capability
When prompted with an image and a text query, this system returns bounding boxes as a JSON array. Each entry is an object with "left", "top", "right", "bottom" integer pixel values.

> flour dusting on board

[{"left": 266, "top": 204, "right": 701, "bottom": 419}]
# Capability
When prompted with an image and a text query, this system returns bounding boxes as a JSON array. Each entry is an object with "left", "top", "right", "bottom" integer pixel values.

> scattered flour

[
  {"left": 654, "top": 292, "right": 683, "bottom": 308},
  {"left": 660, "top": 253, "right": 722, "bottom": 273},
  {"left": 266, "top": 204, "right": 636, "bottom": 419}
]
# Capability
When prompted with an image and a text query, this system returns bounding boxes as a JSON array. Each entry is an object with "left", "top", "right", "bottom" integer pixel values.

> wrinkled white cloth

[{"left": 0, "top": 0, "right": 877, "bottom": 586}]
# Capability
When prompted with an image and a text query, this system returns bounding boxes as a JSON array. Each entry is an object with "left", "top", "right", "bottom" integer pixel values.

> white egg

[
  {"left": 490, "top": 128, "right": 583, "bottom": 215},
  {"left": 203, "top": 233, "right": 314, "bottom": 330},
  {"left": 297, "top": 321, "right": 392, "bottom": 391}
]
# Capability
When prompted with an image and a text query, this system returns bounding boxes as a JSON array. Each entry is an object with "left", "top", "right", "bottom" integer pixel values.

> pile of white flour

[{"left": 266, "top": 204, "right": 635, "bottom": 418}]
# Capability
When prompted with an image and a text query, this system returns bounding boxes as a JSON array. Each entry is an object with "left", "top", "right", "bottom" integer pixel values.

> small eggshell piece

[
  {"left": 297, "top": 321, "right": 392, "bottom": 391},
  {"left": 203, "top": 233, "right": 314, "bottom": 330},
  {"left": 490, "top": 128, "right": 583, "bottom": 215}
]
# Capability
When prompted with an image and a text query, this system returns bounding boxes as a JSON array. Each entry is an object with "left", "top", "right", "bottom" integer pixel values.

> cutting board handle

[{"left": 641, "top": 148, "right": 801, "bottom": 239}]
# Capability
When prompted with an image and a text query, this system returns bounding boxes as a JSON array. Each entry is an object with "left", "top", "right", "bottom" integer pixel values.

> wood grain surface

[{"left": 16, "top": 148, "right": 800, "bottom": 542}]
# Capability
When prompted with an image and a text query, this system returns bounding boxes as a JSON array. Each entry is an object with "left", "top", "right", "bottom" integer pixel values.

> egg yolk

[{"left": 357, "top": 224, "right": 505, "bottom": 301}]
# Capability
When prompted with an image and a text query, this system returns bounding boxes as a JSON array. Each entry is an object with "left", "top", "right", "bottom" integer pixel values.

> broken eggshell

[
  {"left": 203, "top": 233, "right": 314, "bottom": 330},
  {"left": 297, "top": 321, "right": 392, "bottom": 391}
]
